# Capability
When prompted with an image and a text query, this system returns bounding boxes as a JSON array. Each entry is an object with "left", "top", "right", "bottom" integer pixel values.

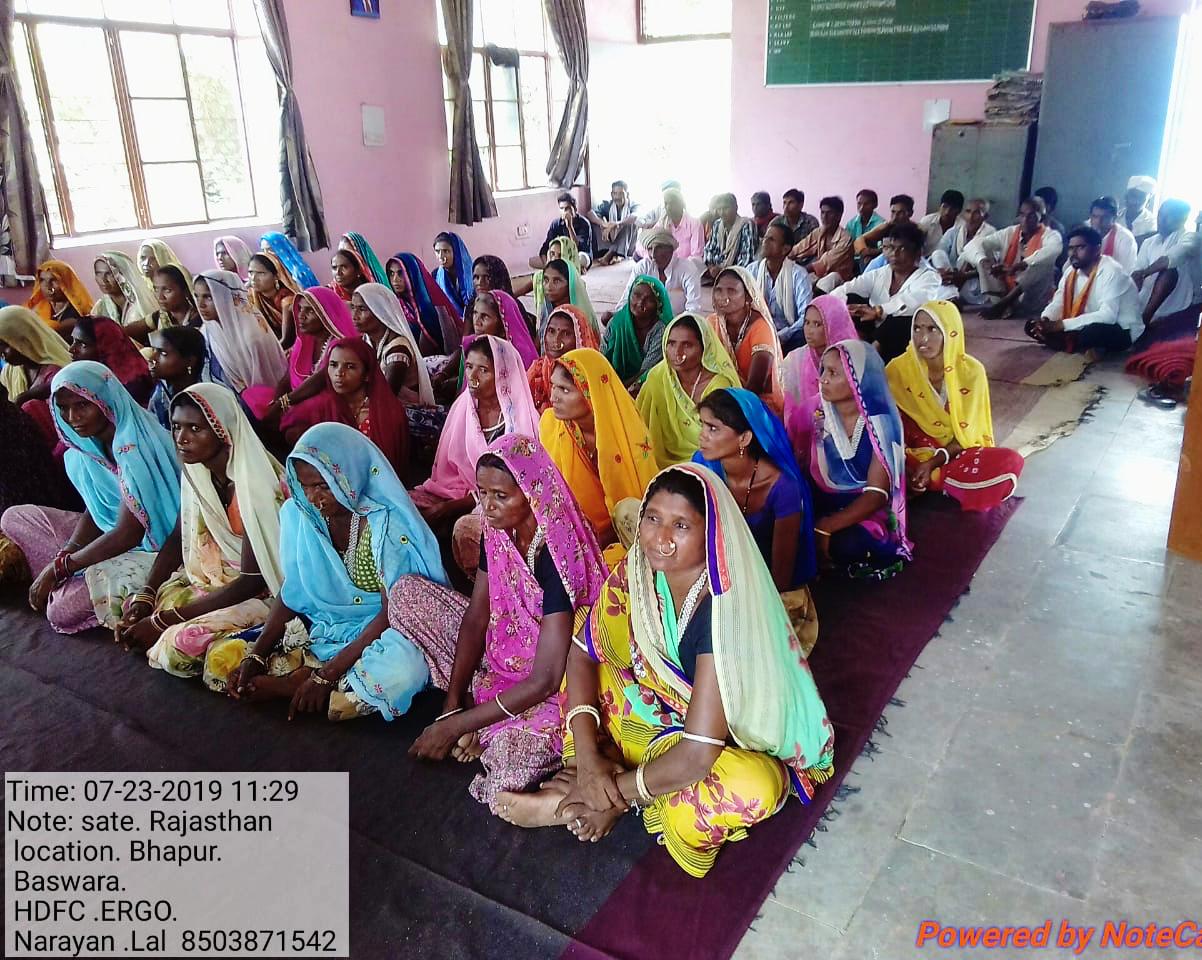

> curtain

[
  {"left": 253, "top": 0, "right": 329, "bottom": 253},
  {"left": 441, "top": 0, "right": 496, "bottom": 225},
  {"left": 543, "top": 0, "right": 588, "bottom": 188},
  {"left": 0, "top": 0, "right": 51, "bottom": 282}
]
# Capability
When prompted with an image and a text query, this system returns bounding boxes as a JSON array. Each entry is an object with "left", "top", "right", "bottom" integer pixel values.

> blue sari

[
  {"left": 433, "top": 232, "right": 474, "bottom": 314},
  {"left": 281, "top": 422, "right": 449, "bottom": 719},
  {"left": 261, "top": 232, "right": 320, "bottom": 290},
  {"left": 51, "top": 360, "right": 180, "bottom": 551},
  {"left": 692, "top": 387, "right": 817, "bottom": 585},
  {"left": 148, "top": 350, "right": 231, "bottom": 431}
]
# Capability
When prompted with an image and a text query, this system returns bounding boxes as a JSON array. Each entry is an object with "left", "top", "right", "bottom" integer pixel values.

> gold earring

[{"left": 739, "top": 445, "right": 746, "bottom": 458}]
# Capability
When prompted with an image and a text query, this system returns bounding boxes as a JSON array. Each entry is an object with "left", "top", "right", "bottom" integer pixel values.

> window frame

[
  {"left": 15, "top": 3, "right": 268, "bottom": 238},
  {"left": 637, "top": 0, "right": 731, "bottom": 44},
  {"left": 440, "top": 9, "right": 563, "bottom": 195}
]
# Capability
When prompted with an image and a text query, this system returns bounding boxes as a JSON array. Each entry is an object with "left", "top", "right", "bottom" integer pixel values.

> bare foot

[
  {"left": 567, "top": 805, "right": 625, "bottom": 843},
  {"left": 452, "top": 731, "right": 483, "bottom": 763},
  {"left": 494, "top": 789, "right": 573, "bottom": 828},
  {"left": 241, "top": 669, "right": 309, "bottom": 703}
]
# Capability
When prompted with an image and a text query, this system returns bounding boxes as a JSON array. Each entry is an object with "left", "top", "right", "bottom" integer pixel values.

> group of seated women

[{"left": 0, "top": 225, "right": 1023, "bottom": 879}]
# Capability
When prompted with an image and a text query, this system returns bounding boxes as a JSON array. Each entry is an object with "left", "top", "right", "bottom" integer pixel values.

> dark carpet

[{"left": 0, "top": 496, "right": 1018, "bottom": 960}]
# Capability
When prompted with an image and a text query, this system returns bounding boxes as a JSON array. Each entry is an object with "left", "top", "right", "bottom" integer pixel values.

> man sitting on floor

[
  {"left": 917, "top": 189, "right": 965, "bottom": 257},
  {"left": 530, "top": 192, "right": 593, "bottom": 270},
  {"left": 976, "top": 197, "right": 1063, "bottom": 319},
  {"left": 832, "top": 222, "right": 942, "bottom": 362},
  {"left": 854, "top": 193, "right": 915, "bottom": 263},
  {"left": 931, "top": 197, "right": 996, "bottom": 304},
  {"left": 1029, "top": 226, "right": 1141, "bottom": 357},
  {"left": 703, "top": 193, "right": 759, "bottom": 282},
  {"left": 635, "top": 183, "right": 705, "bottom": 262},
  {"left": 1123, "top": 175, "right": 1158, "bottom": 240},
  {"left": 1131, "top": 198, "right": 1202, "bottom": 333},
  {"left": 620, "top": 228, "right": 702, "bottom": 315},
  {"left": 846, "top": 188, "right": 884, "bottom": 270},
  {"left": 781, "top": 188, "right": 819, "bottom": 240},
  {"left": 751, "top": 191, "right": 778, "bottom": 240},
  {"left": 791, "top": 195, "right": 854, "bottom": 293},
  {"left": 1089, "top": 196, "right": 1138, "bottom": 274},
  {"left": 588, "top": 180, "right": 639, "bottom": 267},
  {"left": 750, "top": 220, "right": 813, "bottom": 353}
]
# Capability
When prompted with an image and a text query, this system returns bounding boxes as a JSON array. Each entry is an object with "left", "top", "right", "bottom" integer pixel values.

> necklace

[
  {"left": 681, "top": 367, "right": 705, "bottom": 402},
  {"left": 351, "top": 395, "right": 370, "bottom": 424},
  {"left": 739, "top": 458, "right": 760, "bottom": 514},
  {"left": 676, "top": 570, "right": 710, "bottom": 636},
  {"left": 733, "top": 308, "right": 754, "bottom": 348},
  {"left": 341, "top": 511, "right": 362, "bottom": 572},
  {"left": 521, "top": 524, "right": 546, "bottom": 573}
]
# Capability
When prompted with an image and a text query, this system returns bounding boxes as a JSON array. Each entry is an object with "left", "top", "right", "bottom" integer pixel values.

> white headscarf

[
  {"left": 354, "top": 282, "right": 435, "bottom": 406},
  {"left": 1127, "top": 175, "right": 1157, "bottom": 195},
  {"left": 197, "top": 269, "right": 287, "bottom": 392},
  {"left": 176, "top": 382, "right": 286, "bottom": 595}
]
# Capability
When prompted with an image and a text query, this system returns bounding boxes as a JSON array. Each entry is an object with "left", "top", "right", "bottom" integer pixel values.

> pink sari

[
  {"left": 242, "top": 287, "right": 357, "bottom": 419},
  {"left": 410, "top": 335, "right": 541, "bottom": 503},
  {"left": 783, "top": 294, "right": 857, "bottom": 453},
  {"left": 475, "top": 290, "right": 539, "bottom": 368}
]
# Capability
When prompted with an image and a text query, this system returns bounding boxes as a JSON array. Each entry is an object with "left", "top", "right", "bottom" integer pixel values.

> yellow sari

[
  {"left": 636, "top": 313, "right": 741, "bottom": 467},
  {"left": 537, "top": 348, "right": 657, "bottom": 549},
  {"left": 884, "top": 299, "right": 995, "bottom": 462}
]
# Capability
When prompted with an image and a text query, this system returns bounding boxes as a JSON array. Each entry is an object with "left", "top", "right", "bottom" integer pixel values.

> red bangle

[{"left": 53, "top": 553, "right": 74, "bottom": 584}]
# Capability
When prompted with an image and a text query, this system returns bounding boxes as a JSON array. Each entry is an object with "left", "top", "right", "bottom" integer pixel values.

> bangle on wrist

[
  {"left": 435, "top": 707, "right": 464, "bottom": 723},
  {"left": 565, "top": 705, "right": 601, "bottom": 729},
  {"left": 635, "top": 762, "right": 654, "bottom": 805},
  {"left": 935, "top": 448, "right": 951, "bottom": 465},
  {"left": 814, "top": 527, "right": 831, "bottom": 538},
  {"left": 308, "top": 670, "right": 333, "bottom": 687},
  {"left": 240, "top": 653, "right": 267, "bottom": 669},
  {"left": 495, "top": 694, "right": 516, "bottom": 720}
]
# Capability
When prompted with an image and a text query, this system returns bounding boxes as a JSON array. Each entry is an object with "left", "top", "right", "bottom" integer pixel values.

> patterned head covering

[
  {"left": 528, "top": 304, "right": 599, "bottom": 411},
  {"left": 214, "top": 236, "right": 253, "bottom": 280},
  {"left": 468, "top": 289, "right": 538, "bottom": 368},
  {"left": 97, "top": 252, "right": 158, "bottom": 318},
  {"left": 197, "top": 269, "right": 287, "bottom": 391},
  {"left": 885, "top": 300, "right": 994, "bottom": 450},
  {"left": 387, "top": 252, "right": 463, "bottom": 352},
  {"left": 339, "top": 232, "right": 389, "bottom": 285},
  {"left": 261, "top": 232, "right": 320, "bottom": 290},
  {"left": 26, "top": 260, "right": 95, "bottom": 324},
  {"left": 51, "top": 360, "right": 181, "bottom": 550},
  {"left": 285, "top": 286, "right": 357, "bottom": 389},
  {"left": 354, "top": 282, "right": 435, "bottom": 405},
  {"left": 432, "top": 231, "right": 475, "bottom": 313},
  {"left": 603, "top": 273, "right": 674, "bottom": 383},
  {"left": 783, "top": 294, "right": 856, "bottom": 448}
]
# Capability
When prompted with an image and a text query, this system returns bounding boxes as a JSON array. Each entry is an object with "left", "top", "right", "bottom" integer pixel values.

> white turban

[{"left": 1126, "top": 175, "right": 1157, "bottom": 195}]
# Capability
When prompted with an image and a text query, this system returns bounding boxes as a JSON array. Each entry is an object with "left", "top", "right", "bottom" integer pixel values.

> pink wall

[
  {"left": 49, "top": 0, "right": 569, "bottom": 286},
  {"left": 730, "top": 0, "right": 1192, "bottom": 215}
]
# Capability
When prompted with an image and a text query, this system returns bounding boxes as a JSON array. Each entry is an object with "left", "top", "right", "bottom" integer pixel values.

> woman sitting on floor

[
  {"left": 194, "top": 270, "right": 288, "bottom": 397},
  {"left": 1, "top": 361, "right": 180, "bottom": 634},
  {"left": 805, "top": 340, "right": 912, "bottom": 580},
  {"left": 138, "top": 239, "right": 183, "bottom": 281},
  {"left": 708, "top": 266, "right": 786, "bottom": 416},
  {"left": 68, "top": 315, "right": 154, "bottom": 406},
  {"left": 637, "top": 313, "right": 741, "bottom": 467},
  {"left": 93, "top": 253, "right": 156, "bottom": 330},
  {"left": 534, "top": 258, "right": 597, "bottom": 339},
  {"left": 498, "top": 464, "right": 834, "bottom": 878},
  {"left": 241, "top": 287, "right": 353, "bottom": 420},
  {"left": 693, "top": 387, "right": 819, "bottom": 652},
  {"left": 0, "top": 304, "right": 74, "bottom": 447},
  {"left": 338, "top": 232, "right": 389, "bottom": 285},
  {"left": 214, "top": 236, "right": 253, "bottom": 280},
  {"left": 147, "top": 325, "right": 228, "bottom": 432},
  {"left": 350, "top": 283, "right": 442, "bottom": 442},
  {"left": 280, "top": 336, "right": 409, "bottom": 480},
  {"left": 539, "top": 348, "right": 658, "bottom": 554},
  {"left": 602, "top": 274, "right": 673, "bottom": 391},
  {"left": 397, "top": 434, "right": 608, "bottom": 813},
  {"left": 143, "top": 265, "right": 200, "bottom": 337},
  {"left": 465, "top": 289, "right": 539, "bottom": 369},
  {"left": 114, "top": 384, "right": 285, "bottom": 684},
  {"left": 527, "top": 305, "right": 598, "bottom": 413},
  {"left": 246, "top": 251, "right": 301, "bottom": 345},
  {"left": 783, "top": 295, "right": 857, "bottom": 454},
  {"left": 433, "top": 231, "right": 475, "bottom": 315},
  {"left": 411, "top": 336, "right": 540, "bottom": 569},
  {"left": 328, "top": 248, "right": 371, "bottom": 304},
  {"left": 223, "top": 422, "right": 448, "bottom": 721},
  {"left": 472, "top": 254, "right": 537, "bottom": 335},
  {"left": 26, "top": 260, "right": 94, "bottom": 336},
  {"left": 385, "top": 252, "right": 463, "bottom": 360},
  {"left": 885, "top": 301, "right": 1024, "bottom": 510}
]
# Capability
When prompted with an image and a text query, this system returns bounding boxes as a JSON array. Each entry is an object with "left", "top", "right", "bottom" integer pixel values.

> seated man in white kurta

[{"left": 976, "top": 197, "right": 1063, "bottom": 319}]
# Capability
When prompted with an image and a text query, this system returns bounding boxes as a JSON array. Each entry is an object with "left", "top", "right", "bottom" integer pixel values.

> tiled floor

[{"left": 734, "top": 364, "right": 1201, "bottom": 960}]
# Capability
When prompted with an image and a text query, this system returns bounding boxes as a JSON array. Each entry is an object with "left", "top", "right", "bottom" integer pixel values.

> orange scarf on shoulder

[{"left": 1002, "top": 226, "right": 1045, "bottom": 291}]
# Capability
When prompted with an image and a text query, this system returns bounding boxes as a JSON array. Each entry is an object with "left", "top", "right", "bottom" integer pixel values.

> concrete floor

[{"left": 734, "top": 363, "right": 1201, "bottom": 960}]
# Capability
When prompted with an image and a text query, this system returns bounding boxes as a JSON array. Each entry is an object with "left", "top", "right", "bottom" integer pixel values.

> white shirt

[
  {"left": 975, "top": 224, "right": 1063, "bottom": 275},
  {"left": 1042, "top": 255, "right": 1142, "bottom": 339},
  {"left": 1134, "top": 229, "right": 1202, "bottom": 319},
  {"left": 831, "top": 263, "right": 943, "bottom": 316},
  {"left": 1125, "top": 208, "right": 1156, "bottom": 238},
  {"left": 943, "top": 221, "right": 997, "bottom": 266},
  {"left": 1102, "top": 224, "right": 1138, "bottom": 273},
  {"left": 918, "top": 212, "right": 953, "bottom": 257},
  {"left": 620, "top": 254, "right": 702, "bottom": 314},
  {"left": 749, "top": 258, "right": 813, "bottom": 340}
]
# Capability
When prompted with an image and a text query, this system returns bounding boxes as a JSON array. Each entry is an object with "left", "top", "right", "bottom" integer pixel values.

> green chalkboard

[{"left": 765, "top": 0, "right": 1036, "bottom": 86}]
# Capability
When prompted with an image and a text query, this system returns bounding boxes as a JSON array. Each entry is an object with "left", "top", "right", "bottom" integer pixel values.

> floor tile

[
  {"left": 900, "top": 708, "right": 1121, "bottom": 899},
  {"left": 732, "top": 900, "right": 845, "bottom": 959},
  {"left": 1056, "top": 495, "right": 1172, "bottom": 565},
  {"left": 1089, "top": 820, "right": 1202, "bottom": 919}
]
